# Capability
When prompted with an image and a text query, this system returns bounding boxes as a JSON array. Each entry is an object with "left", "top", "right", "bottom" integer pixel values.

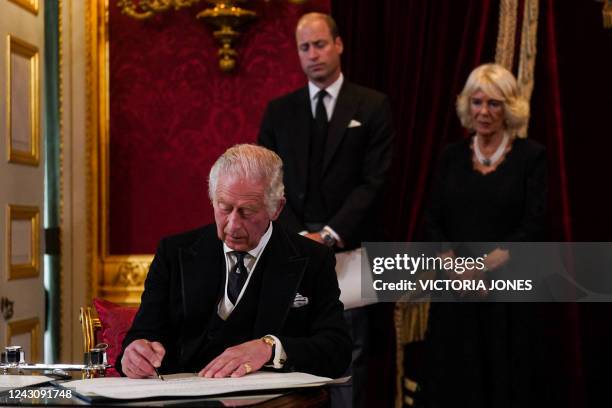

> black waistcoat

[{"left": 180, "top": 254, "right": 265, "bottom": 373}]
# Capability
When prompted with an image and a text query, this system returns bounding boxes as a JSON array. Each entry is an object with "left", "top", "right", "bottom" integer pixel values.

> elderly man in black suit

[
  {"left": 117, "top": 144, "right": 351, "bottom": 380},
  {"left": 258, "top": 12, "right": 394, "bottom": 408}
]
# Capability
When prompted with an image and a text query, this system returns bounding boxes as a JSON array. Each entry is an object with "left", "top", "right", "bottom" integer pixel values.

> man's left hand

[
  {"left": 304, "top": 232, "right": 325, "bottom": 244},
  {"left": 198, "top": 338, "right": 272, "bottom": 378}
]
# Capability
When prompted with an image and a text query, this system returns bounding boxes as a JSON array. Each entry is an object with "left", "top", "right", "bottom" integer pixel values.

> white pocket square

[
  {"left": 348, "top": 119, "right": 362, "bottom": 128},
  {"left": 292, "top": 293, "right": 309, "bottom": 308}
]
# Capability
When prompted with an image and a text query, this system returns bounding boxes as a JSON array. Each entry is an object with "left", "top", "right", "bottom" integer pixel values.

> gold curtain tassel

[{"left": 604, "top": 1, "right": 612, "bottom": 28}]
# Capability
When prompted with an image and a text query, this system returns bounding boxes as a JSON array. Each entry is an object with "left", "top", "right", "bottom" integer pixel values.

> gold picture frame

[
  {"left": 8, "top": 0, "right": 39, "bottom": 15},
  {"left": 7, "top": 317, "right": 41, "bottom": 361},
  {"left": 6, "top": 204, "right": 40, "bottom": 280},
  {"left": 87, "top": 1, "right": 154, "bottom": 305},
  {"left": 6, "top": 35, "right": 40, "bottom": 166}
]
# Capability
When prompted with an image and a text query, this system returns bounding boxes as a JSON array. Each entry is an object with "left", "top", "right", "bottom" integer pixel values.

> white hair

[{"left": 208, "top": 144, "right": 285, "bottom": 216}]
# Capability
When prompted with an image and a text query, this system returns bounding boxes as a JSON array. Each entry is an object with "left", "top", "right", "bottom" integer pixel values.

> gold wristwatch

[{"left": 261, "top": 335, "right": 276, "bottom": 363}]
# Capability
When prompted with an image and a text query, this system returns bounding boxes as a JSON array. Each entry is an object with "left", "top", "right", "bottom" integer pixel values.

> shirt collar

[
  {"left": 223, "top": 221, "right": 273, "bottom": 260},
  {"left": 308, "top": 72, "right": 344, "bottom": 102}
]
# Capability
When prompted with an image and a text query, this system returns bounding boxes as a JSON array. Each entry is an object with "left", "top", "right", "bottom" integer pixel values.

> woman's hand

[{"left": 484, "top": 248, "right": 510, "bottom": 271}]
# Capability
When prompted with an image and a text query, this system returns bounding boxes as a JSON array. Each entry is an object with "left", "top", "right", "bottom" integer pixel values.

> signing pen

[{"left": 154, "top": 366, "right": 165, "bottom": 381}]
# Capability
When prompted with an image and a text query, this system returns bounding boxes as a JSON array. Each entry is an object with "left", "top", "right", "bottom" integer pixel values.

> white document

[
  {"left": 63, "top": 372, "right": 333, "bottom": 400},
  {"left": 336, "top": 248, "right": 378, "bottom": 310},
  {"left": 0, "top": 375, "right": 54, "bottom": 388}
]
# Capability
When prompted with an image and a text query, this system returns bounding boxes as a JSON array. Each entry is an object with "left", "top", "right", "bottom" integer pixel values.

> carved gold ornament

[
  {"left": 196, "top": 1, "right": 256, "bottom": 72},
  {"left": 117, "top": 0, "right": 202, "bottom": 19},
  {"left": 116, "top": 0, "right": 308, "bottom": 72},
  {"left": 115, "top": 261, "right": 149, "bottom": 286}
]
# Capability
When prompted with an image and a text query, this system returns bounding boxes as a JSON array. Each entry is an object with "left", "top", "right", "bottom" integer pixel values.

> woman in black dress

[{"left": 423, "top": 63, "right": 547, "bottom": 407}]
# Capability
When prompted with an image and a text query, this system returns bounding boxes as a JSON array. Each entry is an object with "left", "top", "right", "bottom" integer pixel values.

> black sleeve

[
  {"left": 277, "top": 248, "right": 352, "bottom": 378},
  {"left": 258, "top": 103, "right": 307, "bottom": 233},
  {"left": 503, "top": 145, "right": 548, "bottom": 242},
  {"left": 423, "top": 145, "right": 452, "bottom": 247},
  {"left": 327, "top": 96, "right": 395, "bottom": 246},
  {"left": 115, "top": 240, "right": 172, "bottom": 376}
]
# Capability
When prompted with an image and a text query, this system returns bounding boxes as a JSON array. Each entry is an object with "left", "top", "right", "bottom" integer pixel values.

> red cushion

[{"left": 92, "top": 298, "right": 138, "bottom": 377}]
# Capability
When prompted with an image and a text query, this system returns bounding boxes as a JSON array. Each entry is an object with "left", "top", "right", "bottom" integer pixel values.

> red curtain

[
  {"left": 333, "top": 0, "right": 612, "bottom": 406},
  {"left": 531, "top": 1, "right": 612, "bottom": 406},
  {"left": 332, "top": 1, "right": 499, "bottom": 406},
  {"left": 333, "top": 0, "right": 499, "bottom": 243},
  {"left": 108, "top": 1, "right": 329, "bottom": 254},
  {"left": 532, "top": 1, "right": 612, "bottom": 242},
  {"left": 528, "top": 4, "right": 583, "bottom": 404}
]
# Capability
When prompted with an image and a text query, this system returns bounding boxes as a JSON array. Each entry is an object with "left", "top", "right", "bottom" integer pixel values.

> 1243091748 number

[{"left": 8, "top": 388, "right": 72, "bottom": 399}]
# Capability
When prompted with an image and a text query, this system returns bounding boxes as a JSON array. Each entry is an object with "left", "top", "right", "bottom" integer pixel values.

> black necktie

[
  {"left": 228, "top": 251, "right": 248, "bottom": 305},
  {"left": 304, "top": 89, "right": 329, "bottom": 223},
  {"left": 315, "top": 89, "right": 329, "bottom": 134},
  {"left": 311, "top": 89, "right": 328, "bottom": 170}
]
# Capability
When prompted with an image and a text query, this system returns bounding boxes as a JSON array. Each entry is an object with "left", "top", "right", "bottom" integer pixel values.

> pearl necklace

[{"left": 473, "top": 133, "right": 509, "bottom": 166}]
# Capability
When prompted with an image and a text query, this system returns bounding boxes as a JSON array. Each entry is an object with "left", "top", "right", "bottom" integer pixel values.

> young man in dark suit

[
  {"left": 117, "top": 144, "right": 351, "bottom": 380},
  {"left": 258, "top": 13, "right": 395, "bottom": 408}
]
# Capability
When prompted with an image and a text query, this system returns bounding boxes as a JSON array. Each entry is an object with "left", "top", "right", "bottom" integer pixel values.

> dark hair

[{"left": 322, "top": 14, "right": 340, "bottom": 39}]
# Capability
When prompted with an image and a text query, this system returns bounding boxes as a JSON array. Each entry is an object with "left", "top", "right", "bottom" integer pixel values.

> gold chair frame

[{"left": 79, "top": 306, "right": 101, "bottom": 353}]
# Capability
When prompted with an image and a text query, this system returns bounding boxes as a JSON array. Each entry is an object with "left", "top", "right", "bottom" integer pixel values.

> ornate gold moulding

[
  {"left": 117, "top": 0, "right": 306, "bottom": 72},
  {"left": 99, "top": 256, "right": 153, "bottom": 304}
]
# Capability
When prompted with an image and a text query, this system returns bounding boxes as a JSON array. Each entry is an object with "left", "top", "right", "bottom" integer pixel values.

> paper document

[
  {"left": 64, "top": 371, "right": 333, "bottom": 400},
  {"left": 336, "top": 248, "right": 378, "bottom": 309},
  {"left": 0, "top": 375, "right": 54, "bottom": 389}
]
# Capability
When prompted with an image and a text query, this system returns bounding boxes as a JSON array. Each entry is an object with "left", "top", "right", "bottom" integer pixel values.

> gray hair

[
  {"left": 456, "top": 63, "right": 529, "bottom": 133},
  {"left": 208, "top": 144, "right": 285, "bottom": 216}
]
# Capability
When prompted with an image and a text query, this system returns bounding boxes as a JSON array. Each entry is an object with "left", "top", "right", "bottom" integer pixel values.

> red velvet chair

[{"left": 79, "top": 298, "right": 138, "bottom": 377}]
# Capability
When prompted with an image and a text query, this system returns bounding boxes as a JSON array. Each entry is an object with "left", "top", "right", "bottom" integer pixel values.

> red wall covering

[{"left": 109, "top": 1, "right": 329, "bottom": 254}]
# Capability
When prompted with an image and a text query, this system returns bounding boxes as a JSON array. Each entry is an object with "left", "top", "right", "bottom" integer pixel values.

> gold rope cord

[
  {"left": 517, "top": 0, "right": 539, "bottom": 138},
  {"left": 495, "top": 0, "right": 519, "bottom": 70},
  {"left": 394, "top": 302, "right": 430, "bottom": 408},
  {"left": 604, "top": 1, "right": 612, "bottom": 29}
]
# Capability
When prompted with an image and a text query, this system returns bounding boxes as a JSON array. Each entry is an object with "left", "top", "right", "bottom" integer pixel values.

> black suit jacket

[
  {"left": 259, "top": 81, "right": 394, "bottom": 249},
  {"left": 116, "top": 223, "right": 351, "bottom": 379}
]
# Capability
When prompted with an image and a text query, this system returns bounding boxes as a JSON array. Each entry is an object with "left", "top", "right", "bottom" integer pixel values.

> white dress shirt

[
  {"left": 308, "top": 72, "right": 344, "bottom": 120},
  {"left": 218, "top": 222, "right": 286, "bottom": 368}
]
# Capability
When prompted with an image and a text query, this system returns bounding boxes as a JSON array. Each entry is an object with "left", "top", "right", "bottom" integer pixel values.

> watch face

[{"left": 323, "top": 234, "right": 335, "bottom": 246}]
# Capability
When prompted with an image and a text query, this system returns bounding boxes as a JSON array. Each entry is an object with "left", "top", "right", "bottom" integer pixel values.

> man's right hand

[{"left": 121, "top": 339, "right": 165, "bottom": 379}]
